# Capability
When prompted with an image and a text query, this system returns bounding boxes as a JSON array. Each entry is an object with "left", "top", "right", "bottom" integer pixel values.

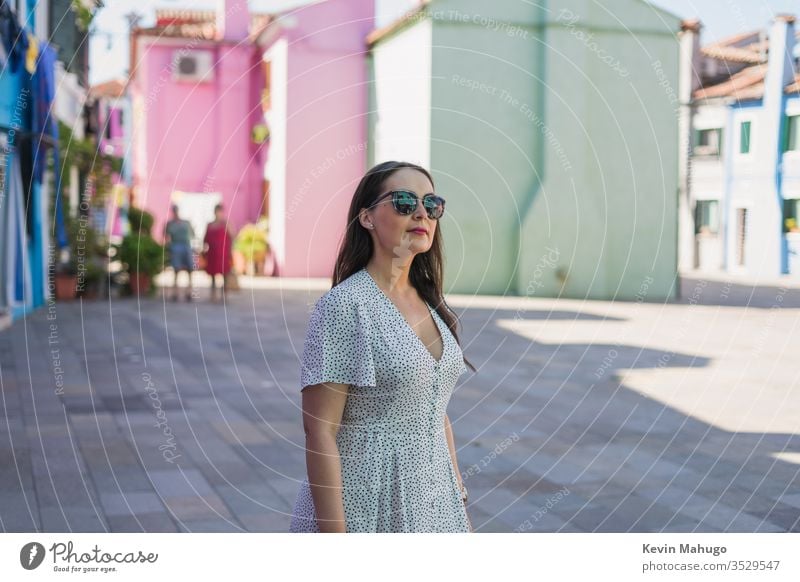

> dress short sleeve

[{"left": 300, "top": 289, "right": 376, "bottom": 391}]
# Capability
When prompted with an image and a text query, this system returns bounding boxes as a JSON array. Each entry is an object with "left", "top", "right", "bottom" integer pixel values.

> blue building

[
  {"left": 679, "top": 15, "right": 800, "bottom": 279},
  {"left": 0, "top": 0, "right": 87, "bottom": 326}
]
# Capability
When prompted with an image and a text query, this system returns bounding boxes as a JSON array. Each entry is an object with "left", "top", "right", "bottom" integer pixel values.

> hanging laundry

[
  {"left": 31, "top": 40, "right": 68, "bottom": 248},
  {"left": 0, "top": 0, "right": 28, "bottom": 74},
  {"left": 25, "top": 30, "right": 38, "bottom": 74}
]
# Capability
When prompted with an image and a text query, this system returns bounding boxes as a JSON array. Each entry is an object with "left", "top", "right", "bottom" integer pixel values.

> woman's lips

[{"left": 408, "top": 228, "right": 428, "bottom": 235}]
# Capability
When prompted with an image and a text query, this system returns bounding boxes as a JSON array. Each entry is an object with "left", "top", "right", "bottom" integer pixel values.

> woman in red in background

[{"left": 203, "top": 203, "right": 233, "bottom": 302}]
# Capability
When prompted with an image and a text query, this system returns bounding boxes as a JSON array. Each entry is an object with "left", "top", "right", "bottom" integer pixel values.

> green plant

[
  {"left": 118, "top": 234, "right": 164, "bottom": 276},
  {"left": 127, "top": 206, "right": 155, "bottom": 235},
  {"left": 234, "top": 223, "right": 269, "bottom": 263},
  {"left": 58, "top": 120, "right": 122, "bottom": 205},
  {"left": 71, "top": 0, "right": 104, "bottom": 32},
  {"left": 251, "top": 123, "right": 270, "bottom": 144}
]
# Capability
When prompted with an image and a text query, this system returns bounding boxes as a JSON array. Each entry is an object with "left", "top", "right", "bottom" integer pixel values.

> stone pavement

[{"left": 0, "top": 274, "right": 798, "bottom": 532}]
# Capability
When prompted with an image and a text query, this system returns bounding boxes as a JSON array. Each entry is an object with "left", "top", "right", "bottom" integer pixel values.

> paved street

[{"left": 1, "top": 274, "right": 799, "bottom": 532}]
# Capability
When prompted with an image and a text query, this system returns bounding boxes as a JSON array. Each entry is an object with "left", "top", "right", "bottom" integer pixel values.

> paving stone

[
  {"left": 148, "top": 468, "right": 214, "bottom": 497},
  {"left": 177, "top": 518, "right": 244, "bottom": 533},
  {"left": 162, "top": 494, "right": 234, "bottom": 521},
  {"left": 2, "top": 282, "right": 798, "bottom": 532},
  {"left": 107, "top": 512, "right": 179, "bottom": 533},
  {"left": 100, "top": 492, "right": 166, "bottom": 517}
]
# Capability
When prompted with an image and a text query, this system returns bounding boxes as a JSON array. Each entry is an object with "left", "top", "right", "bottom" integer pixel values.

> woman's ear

[{"left": 358, "top": 209, "right": 374, "bottom": 230}]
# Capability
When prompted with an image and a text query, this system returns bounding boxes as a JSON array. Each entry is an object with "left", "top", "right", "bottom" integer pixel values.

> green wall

[{"left": 373, "top": 0, "right": 681, "bottom": 300}]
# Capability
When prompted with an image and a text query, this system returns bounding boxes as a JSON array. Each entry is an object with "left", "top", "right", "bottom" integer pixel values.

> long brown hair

[{"left": 332, "top": 160, "right": 475, "bottom": 372}]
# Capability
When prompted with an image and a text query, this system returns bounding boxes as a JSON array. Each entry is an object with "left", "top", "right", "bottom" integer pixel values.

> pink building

[
  {"left": 254, "top": 0, "right": 375, "bottom": 277},
  {"left": 130, "top": 0, "right": 375, "bottom": 277},
  {"left": 129, "top": 1, "right": 270, "bottom": 244},
  {"left": 88, "top": 78, "right": 133, "bottom": 238}
]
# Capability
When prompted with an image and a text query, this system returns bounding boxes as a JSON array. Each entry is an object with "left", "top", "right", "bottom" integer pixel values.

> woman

[
  {"left": 289, "top": 161, "right": 476, "bottom": 533},
  {"left": 203, "top": 203, "right": 232, "bottom": 302}
]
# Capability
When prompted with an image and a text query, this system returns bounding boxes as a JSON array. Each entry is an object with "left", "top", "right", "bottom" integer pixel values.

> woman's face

[{"left": 360, "top": 168, "right": 438, "bottom": 261}]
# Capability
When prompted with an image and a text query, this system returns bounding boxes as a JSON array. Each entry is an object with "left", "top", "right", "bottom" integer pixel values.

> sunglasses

[{"left": 370, "top": 190, "right": 446, "bottom": 220}]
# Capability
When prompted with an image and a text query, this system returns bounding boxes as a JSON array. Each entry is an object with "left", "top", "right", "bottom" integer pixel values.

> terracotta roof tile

[
  {"left": 136, "top": 11, "right": 272, "bottom": 42},
  {"left": 89, "top": 78, "right": 128, "bottom": 98},
  {"left": 787, "top": 73, "right": 800, "bottom": 94},
  {"left": 693, "top": 64, "right": 768, "bottom": 101},
  {"left": 366, "top": 0, "right": 431, "bottom": 47}
]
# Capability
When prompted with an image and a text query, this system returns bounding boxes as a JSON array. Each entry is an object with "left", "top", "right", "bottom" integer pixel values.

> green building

[{"left": 368, "top": 0, "right": 682, "bottom": 300}]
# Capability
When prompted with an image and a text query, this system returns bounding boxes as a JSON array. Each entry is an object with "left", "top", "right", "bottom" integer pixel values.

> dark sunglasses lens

[
  {"left": 423, "top": 196, "right": 444, "bottom": 219},
  {"left": 392, "top": 191, "right": 417, "bottom": 214}
]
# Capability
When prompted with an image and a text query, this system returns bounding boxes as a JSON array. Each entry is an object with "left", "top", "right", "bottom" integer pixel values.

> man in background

[{"left": 164, "top": 204, "right": 195, "bottom": 302}]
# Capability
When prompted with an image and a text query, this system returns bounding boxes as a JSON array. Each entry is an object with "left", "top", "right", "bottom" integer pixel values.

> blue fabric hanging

[
  {"left": 0, "top": 0, "right": 28, "bottom": 74},
  {"left": 30, "top": 39, "right": 67, "bottom": 248}
]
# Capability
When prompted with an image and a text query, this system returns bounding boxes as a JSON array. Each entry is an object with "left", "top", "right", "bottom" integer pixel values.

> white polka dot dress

[{"left": 289, "top": 267, "right": 471, "bottom": 533}]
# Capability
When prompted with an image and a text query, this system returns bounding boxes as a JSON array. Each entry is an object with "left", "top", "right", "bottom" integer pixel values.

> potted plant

[
  {"left": 255, "top": 215, "right": 274, "bottom": 276},
  {"left": 78, "top": 261, "right": 105, "bottom": 299},
  {"left": 118, "top": 207, "right": 164, "bottom": 295},
  {"left": 234, "top": 222, "right": 269, "bottom": 276},
  {"left": 68, "top": 211, "right": 108, "bottom": 300},
  {"left": 54, "top": 261, "right": 78, "bottom": 300}
]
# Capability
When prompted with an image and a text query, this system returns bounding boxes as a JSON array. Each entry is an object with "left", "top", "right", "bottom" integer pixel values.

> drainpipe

[{"left": 677, "top": 19, "right": 702, "bottom": 280}]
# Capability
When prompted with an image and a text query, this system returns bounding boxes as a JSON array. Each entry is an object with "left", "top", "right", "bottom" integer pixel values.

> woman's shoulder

[
  {"left": 316, "top": 270, "right": 365, "bottom": 308},
  {"left": 312, "top": 270, "right": 380, "bottom": 322}
]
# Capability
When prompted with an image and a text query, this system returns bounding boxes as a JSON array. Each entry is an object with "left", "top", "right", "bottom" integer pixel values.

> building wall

[
  {"left": 264, "top": 37, "right": 288, "bottom": 272},
  {"left": 428, "top": 4, "right": 545, "bottom": 295},
  {"left": 132, "top": 37, "right": 262, "bottom": 243},
  {"left": 687, "top": 104, "right": 725, "bottom": 271},
  {"left": 374, "top": 0, "right": 681, "bottom": 299},
  {"left": 524, "top": 1, "right": 680, "bottom": 300},
  {"left": 372, "top": 18, "right": 432, "bottom": 168},
  {"left": 49, "top": 0, "right": 87, "bottom": 86},
  {"left": 265, "top": 0, "right": 374, "bottom": 277},
  {"left": 783, "top": 96, "right": 800, "bottom": 275}
]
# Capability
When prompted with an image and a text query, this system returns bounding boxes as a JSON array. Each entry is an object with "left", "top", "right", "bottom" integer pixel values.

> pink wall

[
  {"left": 133, "top": 38, "right": 264, "bottom": 244},
  {"left": 268, "top": 0, "right": 375, "bottom": 277}
]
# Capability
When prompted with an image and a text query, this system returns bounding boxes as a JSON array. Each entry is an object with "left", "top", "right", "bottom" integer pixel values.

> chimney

[
  {"left": 765, "top": 14, "right": 796, "bottom": 95},
  {"left": 679, "top": 19, "right": 703, "bottom": 100},
  {"left": 217, "top": 0, "right": 250, "bottom": 42}
]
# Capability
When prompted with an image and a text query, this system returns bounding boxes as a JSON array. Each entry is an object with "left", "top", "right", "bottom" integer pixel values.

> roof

[
  {"left": 786, "top": 73, "right": 800, "bottom": 94},
  {"left": 366, "top": 0, "right": 432, "bottom": 47},
  {"left": 89, "top": 78, "right": 128, "bottom": 99},
  {"left": 693, "top": 64, "right": 768, "bottom": 101},
  {"left": 134, "top": 10, "right": 273, "bottom": 43},
  {"left": 693, "top": 19, "right": 800, "bottom": 102}
]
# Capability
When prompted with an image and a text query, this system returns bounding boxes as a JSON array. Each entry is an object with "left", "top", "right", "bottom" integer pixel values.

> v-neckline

[{"left": 361, "top": 268, "right": 446, "bottom": 364}]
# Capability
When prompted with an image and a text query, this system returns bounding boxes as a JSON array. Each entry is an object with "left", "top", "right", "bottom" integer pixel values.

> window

[
  {"left": 739, "top": 120, "right": 751, "bottom": 154},
  {"left": 105, "top": 109, "right": 112, "bottom": 140},
  {"left": 694, "top": 128, "right": 722, "bottom": 157},
  {"left": 784, "top": 198, "right": 800, "bottom": 233},
  {"left": 694, "top": 200, "right": 719, "bottom": 234},
  {"left": 784, "top": 115, "right": 800, "bottom": 152}
]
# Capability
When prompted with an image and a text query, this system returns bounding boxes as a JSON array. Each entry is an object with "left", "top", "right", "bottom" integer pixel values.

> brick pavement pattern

[{"left": 1, "top": 276, "right": 798, "bottom": 532}]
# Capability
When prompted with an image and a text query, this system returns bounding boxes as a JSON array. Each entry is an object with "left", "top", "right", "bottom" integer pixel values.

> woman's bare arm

[{"left": 302, "top": 382, "right": 349, "bottom": 533}]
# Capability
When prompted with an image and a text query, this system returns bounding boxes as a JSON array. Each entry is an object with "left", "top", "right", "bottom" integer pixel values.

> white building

[{"left": 679, "top": 15, "right": 800, "bottom": 279}]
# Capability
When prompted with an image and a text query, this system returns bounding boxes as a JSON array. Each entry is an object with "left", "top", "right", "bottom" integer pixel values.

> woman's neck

[{"left": 365, "top": 260, "right": 412, "bottom": 295}]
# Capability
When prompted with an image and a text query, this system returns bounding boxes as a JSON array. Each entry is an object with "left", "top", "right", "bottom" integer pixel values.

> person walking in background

[
  {"left": 203, "top": 203, "right": 233, "bottom": 302},
  {"left": 164, "top": 204, "right": 195, "bottom": 302}
]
